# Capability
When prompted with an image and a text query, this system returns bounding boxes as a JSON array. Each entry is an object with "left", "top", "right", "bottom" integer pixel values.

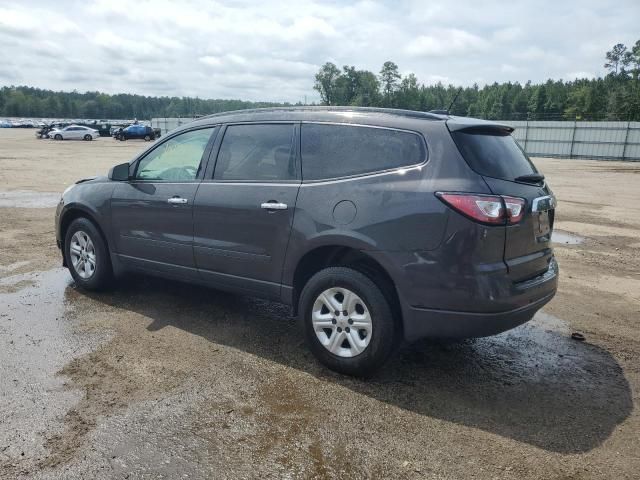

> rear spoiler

[{"left": 446, "top": 116, "right": 514, "bottom": 134}]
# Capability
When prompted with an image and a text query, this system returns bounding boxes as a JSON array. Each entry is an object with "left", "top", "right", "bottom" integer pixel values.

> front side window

[
  {"left": 301, "top": 123, "right": 426, "bottom": 181},
  {"left": 214, "top": 124, "right": 297, "bottom": 181},
  {"left": 135, "top": 127, "right": 214, "bottom": 182}
]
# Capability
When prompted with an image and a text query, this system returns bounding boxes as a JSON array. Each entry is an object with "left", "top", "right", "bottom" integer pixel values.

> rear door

[
  {"left": 193, "top": 123, "right": 300, "bottom": 300},
  {"left": 450, "top": 125, "right": 555, "bottom": 282}
]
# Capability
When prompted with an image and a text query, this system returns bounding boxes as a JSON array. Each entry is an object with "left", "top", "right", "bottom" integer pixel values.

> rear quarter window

[
  {"left": 451, "top": 128, "right": 537, "bottom": 181},
  {"left": 301, "top": 123, "right": 426, "bottom": 181}
]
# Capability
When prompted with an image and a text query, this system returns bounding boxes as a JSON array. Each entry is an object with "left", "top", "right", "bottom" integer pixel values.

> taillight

[
  {"left": 503, "top": 196, "right": 525, "bottom": 224},
  {"left": 436, "top": 193, "right": 525, "bottom": 225}
]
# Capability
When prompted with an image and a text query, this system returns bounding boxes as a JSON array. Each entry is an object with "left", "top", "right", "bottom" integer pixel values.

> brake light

[
  {"left": 436, "top": 193, "right": 525, "bottom": 225},
  {"left": 503, "top": 196, "right": 525, "bottom": 224}
]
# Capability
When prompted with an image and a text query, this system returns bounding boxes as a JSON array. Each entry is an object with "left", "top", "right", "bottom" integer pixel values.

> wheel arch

[
  {"left": 59, "top": 206, "right": 110, "bottom": 267},
  {"left": 290, "top": 244, "right": 403, "bottom": 336}
]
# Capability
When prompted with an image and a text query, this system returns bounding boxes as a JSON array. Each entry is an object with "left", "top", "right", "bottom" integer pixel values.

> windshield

[{"left": 451, "top": 128, "right": 537, "bottom": 181}]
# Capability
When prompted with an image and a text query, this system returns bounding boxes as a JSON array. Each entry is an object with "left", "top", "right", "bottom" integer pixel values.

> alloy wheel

[
  {"left": 312, "top": 287, "right": 372, "bottom": 358},
  {"left": 69, "top": 230, "right": 97, "bottom": 279}
]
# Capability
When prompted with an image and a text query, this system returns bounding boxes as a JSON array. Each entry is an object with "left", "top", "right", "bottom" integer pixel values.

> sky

[{"left": 1, "top": 0, "right": 638, "bottom": 103}]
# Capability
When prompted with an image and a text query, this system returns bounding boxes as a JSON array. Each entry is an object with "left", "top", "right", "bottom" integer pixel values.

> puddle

[
  {"left": 0, "top": 269, "right": 107, "bottom": 468},
  {"left": 0, "top": 190, "right": 60, "bottom": 208},
  {"left": 552, "top": 230, "right": 585, "bottom": 245}
]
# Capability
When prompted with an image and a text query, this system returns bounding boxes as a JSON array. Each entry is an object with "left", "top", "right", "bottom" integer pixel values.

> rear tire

[
  {"left": 299, "top": 267, "right": 396, "bottom": 376},
  {"left": 64, "top": 217, "right": 113, "bottom": 291}
]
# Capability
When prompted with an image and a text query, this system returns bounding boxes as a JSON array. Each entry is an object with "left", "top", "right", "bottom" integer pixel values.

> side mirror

[{"left": 108, "top": 162, "right": 131, "bottom": 181}]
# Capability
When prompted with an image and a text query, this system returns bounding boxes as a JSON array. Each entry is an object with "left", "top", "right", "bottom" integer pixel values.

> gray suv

[{"left": 55, "top": 107, "right": 558, "bottom": 376}]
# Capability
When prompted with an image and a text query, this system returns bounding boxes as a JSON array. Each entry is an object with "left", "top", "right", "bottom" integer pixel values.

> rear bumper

[
  {"left": 401, "top": 258, "right": 558, "bottom": 341},
  {"left": 402, "top": 290, "right": 556, "bottom": 341}
]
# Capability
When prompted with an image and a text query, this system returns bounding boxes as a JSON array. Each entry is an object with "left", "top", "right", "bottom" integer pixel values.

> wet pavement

[
  {"left": 0, "top": 267, "right": 635, "bottom": 478},
  {"left": 551, "top": 230, "right": 586, "bottom": 245},
  {"left": 0, "top": 191, "right": 61, "bottom": 209}
]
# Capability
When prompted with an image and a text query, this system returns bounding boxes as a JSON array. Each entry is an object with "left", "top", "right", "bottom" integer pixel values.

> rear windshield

[{"left": 451, "top": 129, "right": 537, "bottom": 181}]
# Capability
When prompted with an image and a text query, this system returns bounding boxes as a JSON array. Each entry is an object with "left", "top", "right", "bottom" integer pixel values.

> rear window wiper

[{"left": 515, "top": 173, "right": 545, "bottom": 184}]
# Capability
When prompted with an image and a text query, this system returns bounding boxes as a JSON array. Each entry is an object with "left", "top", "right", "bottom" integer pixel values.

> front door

[
  {"left": 193, "top": 123, "right": 300, "bottom": 299},
  {"left": 111, "top": 126, "right": 217, "bottom": 279}
]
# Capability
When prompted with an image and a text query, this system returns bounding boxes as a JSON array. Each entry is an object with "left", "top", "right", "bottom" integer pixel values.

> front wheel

[
  {"left": 144, "top": 135, "right": 151, "bottom": 141},
  {"left": 54, "top": 134, "right": 62, "bottom": 140},
  {"left": 64, "top": 217, "right": 113, "bottom": 290},
  {"left": 299, "top": 267, "right": 396, "bottom": 376},
  {"left": 83, "top": 134, "right": 92, "bottom": 141}
]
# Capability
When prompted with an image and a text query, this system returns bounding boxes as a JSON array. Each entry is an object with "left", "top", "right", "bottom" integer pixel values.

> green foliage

[
  {"left": 313, "top": 40, "right": 640, "bottom": 121},
  {"left": 0, "top": 86, "right": 290, "bottom": 119}
]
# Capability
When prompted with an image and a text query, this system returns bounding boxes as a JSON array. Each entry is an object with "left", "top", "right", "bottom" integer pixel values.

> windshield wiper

[{"left": 515, "top": 173, "right": 545, "bottom": 183}]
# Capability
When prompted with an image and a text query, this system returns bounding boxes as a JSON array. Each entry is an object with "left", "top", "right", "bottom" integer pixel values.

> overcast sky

[{"left": 1, "top": 0, "right": 638, "bottom": 103}]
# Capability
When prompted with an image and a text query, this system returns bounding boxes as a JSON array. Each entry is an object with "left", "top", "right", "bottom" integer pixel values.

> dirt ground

[{"left": 0, "top": 128, "right": 638, "bottom": 479}]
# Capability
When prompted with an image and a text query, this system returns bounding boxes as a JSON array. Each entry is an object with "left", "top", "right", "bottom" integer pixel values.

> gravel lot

[{"left": 1, "top": 128, "right": 639, "bottom": 479}]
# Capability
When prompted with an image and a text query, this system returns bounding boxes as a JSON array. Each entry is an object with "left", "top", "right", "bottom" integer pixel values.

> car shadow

[{"left": 76, "top": 273, "right": 632, "bottom": 455}]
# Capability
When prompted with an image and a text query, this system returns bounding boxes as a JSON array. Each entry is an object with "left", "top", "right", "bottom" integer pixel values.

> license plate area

[
  {"left": 535, "top": 211, "right": 551, "bottom": 241},
  {"left": 532, "top": 195, "right": 555, "bottom": 243}
]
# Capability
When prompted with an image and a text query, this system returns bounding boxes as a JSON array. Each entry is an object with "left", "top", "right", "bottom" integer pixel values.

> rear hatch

[{"left": 448, "top": 120, "right": 555, "bottom": 282}]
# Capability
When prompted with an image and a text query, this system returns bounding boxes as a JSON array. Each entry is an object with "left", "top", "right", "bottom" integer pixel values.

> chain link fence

[{"left": 509, "top": 121, "right": 640, "bottom": 161}]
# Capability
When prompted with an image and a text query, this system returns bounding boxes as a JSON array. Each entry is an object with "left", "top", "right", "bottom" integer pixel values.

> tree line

[
  {"left": 0, "top": 86, "right": 290, "bottom": 120},
  {"left": 313, "top": 41, "right": 640, "bottom": 120},
  {"left": 1, "top": 41, "right": 639, "bottom": 121}
]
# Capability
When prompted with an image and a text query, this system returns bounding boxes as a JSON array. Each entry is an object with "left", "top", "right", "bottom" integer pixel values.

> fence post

[
  {"left": 621, "top": 121, "right": 631, "bottom": 161},
  {"left": 523, "top": 119, "right": 529, "bottom": 154},
  {"left": 569, "top": 119, "right": 577, "bottom": 159}
]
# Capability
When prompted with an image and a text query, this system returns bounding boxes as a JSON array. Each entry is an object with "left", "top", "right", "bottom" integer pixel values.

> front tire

[
  {"left": 144, "top": 135, "right": 151, "bottom": 141},
  {"left": 54, "top": 134, "right": 62, "bottom": 140},
  {"left": 84, "top": 134, "right": 92, "bottom": 141},
  {"left": 64, "top": 217, "right": 113, "bottom": 290},
  {"left": 299, "top": 267, "right": 396, "bottom": 376}
]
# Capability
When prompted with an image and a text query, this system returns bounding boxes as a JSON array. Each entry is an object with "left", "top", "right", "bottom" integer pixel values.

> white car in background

[{"left": 49, "top": 125, "right": 100, "bottom": 141}]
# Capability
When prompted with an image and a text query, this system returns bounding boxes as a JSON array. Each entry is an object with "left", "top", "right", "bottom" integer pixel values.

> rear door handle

[
  {"left": 261, "top": 202, "right": 288, "bottom": 210},
  {"left": 167, "top": 197, "right": 188, "bottom": 204}
]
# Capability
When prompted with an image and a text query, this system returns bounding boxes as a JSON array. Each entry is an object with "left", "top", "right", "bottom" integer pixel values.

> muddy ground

[{"left": 0, "top": 128, "right": 638, "bottom": 479}]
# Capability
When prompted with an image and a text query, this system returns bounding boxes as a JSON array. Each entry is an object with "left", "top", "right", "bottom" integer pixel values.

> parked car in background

[
  {"left": 114, "top": 125, "right": 159, "bottom": 141},
  {"left": 55, "top": 107, "right": 558, "bottom": 376},
  {"left": 49, "top": 125, "right": 100, "bottom": 141}
]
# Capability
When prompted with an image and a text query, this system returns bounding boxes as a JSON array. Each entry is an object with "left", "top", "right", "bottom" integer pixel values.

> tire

[
  {"left": 83, "top": 134, "right": 92, "bottom": 141},
  {"left": 64, "top": 217, "right": 113, "bottom": 290},
  {"left": 299, "top": 267, "right": 396, "bottom": 376},
  {"left": 54, "top": 134, "right": 62, "bottom": 140},
  {"left": 144, "top": 135, "right": 151, "bottom": 141}
]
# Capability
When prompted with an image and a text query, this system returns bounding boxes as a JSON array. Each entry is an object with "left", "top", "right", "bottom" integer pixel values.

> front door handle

[
  {"left": 261, "top": 201, "right": 288, "bottom": 210},
  {"left": 167, "top": 197, "right": 188, "bottom": 204}
]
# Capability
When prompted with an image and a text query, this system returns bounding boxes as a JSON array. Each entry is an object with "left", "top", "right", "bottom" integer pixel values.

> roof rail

[{"left": 198, "top": 106, "right": 447, "bottom": 121}]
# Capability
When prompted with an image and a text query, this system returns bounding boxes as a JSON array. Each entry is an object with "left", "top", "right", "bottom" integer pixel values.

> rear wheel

[
  {"left": 64, "top": 217, "right": 113, "bottom": 290},
  {"left": 54, "top": 134, "right": 62, "bottom": 140},
  {"left": 299, "top": 267, "right": 396, "bottom": 376}
]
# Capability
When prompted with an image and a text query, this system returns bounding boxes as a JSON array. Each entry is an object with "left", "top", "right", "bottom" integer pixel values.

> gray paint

[{"left": 57, "top": 107, "right": 558, "bottom": 341}]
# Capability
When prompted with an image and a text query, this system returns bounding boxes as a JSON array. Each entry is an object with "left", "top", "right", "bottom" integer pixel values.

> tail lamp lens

[
  {"left": 503, "top": 196, "right": 525, "bottom": 223},
  {"left": 436, "top": 193, "right": 525, "bottom": 225}
]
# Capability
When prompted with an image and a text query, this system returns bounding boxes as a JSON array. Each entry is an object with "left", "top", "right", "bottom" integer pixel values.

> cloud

[
  {"left": 0, "top": 0, "right": 638, "bottom": 103},
  {"left": 405, "top": 29, "right": 489, "bottom": 57}
]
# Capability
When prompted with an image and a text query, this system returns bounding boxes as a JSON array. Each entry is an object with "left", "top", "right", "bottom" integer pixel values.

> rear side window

[
  {"left": 451, "top": 129, "right": 537, "bottom": 181},
  {"left": 301, "top": 123, "right": 426, "bottom": 181},
  {"left": 214, "top": 124, "right": 297, "bottom": 181}
]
